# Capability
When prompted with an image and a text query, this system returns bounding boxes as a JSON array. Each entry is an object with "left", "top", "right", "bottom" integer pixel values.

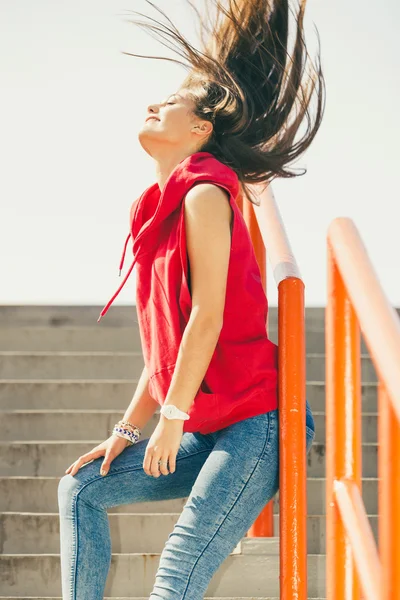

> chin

[{"left": 137, "top": 133, "right": 156, "bottom": 157}]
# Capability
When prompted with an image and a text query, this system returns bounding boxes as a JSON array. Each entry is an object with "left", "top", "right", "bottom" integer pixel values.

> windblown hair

[{"left": 122, "top": 0, "right": 326, "bottom": 205}]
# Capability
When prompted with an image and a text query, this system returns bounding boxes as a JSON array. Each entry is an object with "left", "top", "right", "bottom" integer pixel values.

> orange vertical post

[
  {"left": 278, "top": 276, "right": 307, "bottom": 600},
  {"left": 378, "top": 382, "right": 400, "bottom": 600},
  {"left": 238, "top": 191, "right": 274, "bottom": 538},
  {"left": 326, "top": 243, "right": 362, "bottom": 600}
]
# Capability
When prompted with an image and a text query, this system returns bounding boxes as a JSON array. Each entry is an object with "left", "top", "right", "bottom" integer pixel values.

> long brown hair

[{"left": 122, "top": 0, "right": 326, "bottom": 205}]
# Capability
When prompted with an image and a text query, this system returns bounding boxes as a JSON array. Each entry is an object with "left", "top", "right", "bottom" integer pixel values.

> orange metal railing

[
  {"left": 237, "top": 182, "right": 308, "bottom": 600},
  {"left": 326, "top": 217, "right": 400, "bottom": 600}
]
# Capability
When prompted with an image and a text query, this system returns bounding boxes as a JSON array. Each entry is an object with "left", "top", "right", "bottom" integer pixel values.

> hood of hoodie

[
  {"left": 131, "top": 151, "right": 239, "bottom": 256},
  {"left": 97, "top": 151, "right": 240, "bottom": 322}
]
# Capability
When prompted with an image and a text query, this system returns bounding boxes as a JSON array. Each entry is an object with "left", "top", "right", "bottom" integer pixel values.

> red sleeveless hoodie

[{"left": 98, "top": 151, "right": 278, "bottom": 434}]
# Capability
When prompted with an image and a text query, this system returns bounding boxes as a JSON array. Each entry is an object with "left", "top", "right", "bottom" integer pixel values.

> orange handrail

[
  {"left": 326, "top": 217, "right": 400, "bottom": 600},
  {"left": 238, "top": 183, "right": 308, "bottom": 600},
  {"left": 236, "top": 190, "right": 274, "bottom": 537}
]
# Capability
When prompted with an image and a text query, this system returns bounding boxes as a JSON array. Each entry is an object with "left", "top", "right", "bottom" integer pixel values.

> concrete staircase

[{"left": 0, "top": 305, "right": 387, "bottom": 599}]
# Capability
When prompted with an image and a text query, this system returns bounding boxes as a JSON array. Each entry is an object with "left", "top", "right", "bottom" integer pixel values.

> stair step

[
  {"left": 0, "top": 325, "right": 372, "bottom": 356},
  {"left": 0, "top": 305, "right": 289, "bottom": 328},
  {"left": 0, "top": 305, "right": 397, "bottom": 332},
  {"left": 0, "top": 476, "right": 379, "bottom": 515},
  {"left": 0, "top": 410, "right": 379, "bottom": 443},
  {"left": 0, "top": 304, "right": 397, "bottom": 330},
  {"left": 0, "top": 476, "right": 187, "bottom": 513},
  {"left": 0, "top": 511, "right": 377, "bottom": 555},
  {"left": 0, "top": 516, "right": 272, "bottom": 555},
  {"left": 0, "top": 380, "right": 379, "bottom": 412},
  {"left": 0, "top": 553, "right": 326, "bottom": 597},
  {"left": 0, "top": 409, "right": 157, "bottom": 442},
  {"left": 0, "top": 441, "right": 378, "bottom": 478},
  {"left": 0, "top": 351, "right": 144, "bottom": 380},
  {"left": 0, "top": 379, "right": 138, "bottom": 410},
  {"left": 0, "top": 352, "right": 379, "bottom": 381},
  {"left": 0, "top": 326, "right": 142, "bottom": 352},
  {"left": 0, "top": 305, "right": 142, "bottom": 328}
]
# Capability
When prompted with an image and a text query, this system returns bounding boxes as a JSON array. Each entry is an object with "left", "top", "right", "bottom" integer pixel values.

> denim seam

[
  {"left": 180, "top": 412, "right": 273, "bottom": 599},
  {"left": 69, "top": 447, "right": 212, "bottom": 598},
  {"left": 261, "top": 410, "right": 277, "bottom": 456},
  {"left": 71, "top": 491, "right": 77, "bottom": 599}
]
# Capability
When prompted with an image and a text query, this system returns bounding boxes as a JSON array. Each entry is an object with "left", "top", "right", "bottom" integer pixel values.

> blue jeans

[{"left": 58, "top": 403, "right": 315, "bottom": 599}]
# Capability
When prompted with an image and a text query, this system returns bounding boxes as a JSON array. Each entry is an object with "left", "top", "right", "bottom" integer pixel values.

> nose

[{"left": 147, "top": 104, "right": 160, "bottom": 116}]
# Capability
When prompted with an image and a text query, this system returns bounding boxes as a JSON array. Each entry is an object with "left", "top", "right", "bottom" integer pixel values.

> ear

[{"left": 191, "top": 121, "right": 213, "bottom": 138}]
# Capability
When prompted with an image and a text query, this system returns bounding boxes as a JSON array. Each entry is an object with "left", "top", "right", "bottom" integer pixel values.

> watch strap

[{"left": 160, "top": 404, "right": 190, "bottom": 420}]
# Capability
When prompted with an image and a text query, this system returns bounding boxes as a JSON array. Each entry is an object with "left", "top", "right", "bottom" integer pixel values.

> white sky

[{"left": 1, "top": 0, "right": 399, "bottom": 307}]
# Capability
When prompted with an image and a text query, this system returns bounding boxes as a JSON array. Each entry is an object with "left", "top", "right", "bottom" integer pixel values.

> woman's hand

[
  {"left": 64, "top": 434, "right": 131, "bottom": 477},
  {"left": 143, "top": 416, "right": 184, "bottom": 477}
]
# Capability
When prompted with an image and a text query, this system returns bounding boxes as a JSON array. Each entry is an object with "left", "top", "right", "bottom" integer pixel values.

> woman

[{"left": 58, "top": 1, "right": 325, "bottom": 598}]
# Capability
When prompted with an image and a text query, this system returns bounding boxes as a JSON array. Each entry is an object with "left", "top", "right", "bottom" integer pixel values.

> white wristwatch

[{"left": 160, "top": 404, "right": 190, "bottom": 421}]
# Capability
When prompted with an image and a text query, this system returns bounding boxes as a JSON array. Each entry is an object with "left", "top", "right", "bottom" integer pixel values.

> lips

[{"left": 146, "top": 116, "right": 160, "bottom": 122}]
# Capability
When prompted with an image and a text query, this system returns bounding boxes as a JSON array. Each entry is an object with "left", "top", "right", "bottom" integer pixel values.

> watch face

[{"left": 163, "top": 405, "right": 174, "bottom": 417}]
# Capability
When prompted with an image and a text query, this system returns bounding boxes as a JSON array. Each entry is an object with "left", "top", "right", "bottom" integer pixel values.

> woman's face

[{"left": 138, "top": 88, "right": 212, "bottom": 156}]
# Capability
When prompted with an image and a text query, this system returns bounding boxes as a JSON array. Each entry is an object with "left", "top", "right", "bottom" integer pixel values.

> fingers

[
  {"left": 168, "top": 453, "right": 176, "bottom": 475},
  {"left": 157, "top": 454, "right": 170, "bottom": 476},
  {"left": 65, "top": 455, "right": 94, "bottom": 477},
  {"left": 100, "top": 449, "right": 114, "bottom": 477},
  {"left": 148, "top": 454, "right": 165, "bottom": 477},
  {"left": 143, "top": 445, "right": 155, "bottom": 477},
  {"left": 143, "top": 446, "right": 174, "bottom": 477},
  {"left": 149, "top": 456, "right": 161, "bottom": 478},
  {"left": 65, "top": 448, "right": 103, "bottom": 477}
]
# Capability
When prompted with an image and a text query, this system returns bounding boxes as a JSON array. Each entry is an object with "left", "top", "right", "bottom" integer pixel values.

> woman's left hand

[{"left": 143, "top": 416, "right": 184, "bottom": 477}]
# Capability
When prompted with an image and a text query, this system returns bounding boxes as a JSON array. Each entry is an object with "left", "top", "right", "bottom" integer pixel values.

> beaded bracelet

[
  {"left": 119, "top": 419, "right": 139, "bottom": 430},
  {"left": 112, "top": 420, "right": 141, "bottom": 446},
  {"left": 112, "top": 426, "right": 139, "bottom": 445},
  {"left": 117, "top": 420, "right": 141, "bottom": 437},
  {"left": 112, "top": 427, "right": 135, "bottom": 445}
]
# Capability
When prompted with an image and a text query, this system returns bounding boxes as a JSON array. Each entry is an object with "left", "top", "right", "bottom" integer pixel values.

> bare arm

[
  {"left": 162, "top": 182, "right": 232, "bottom": 415},
  {"left": 141, "top": 182, "right": 232, "bottom": 477},
  {"left": 122, "top": 364, "right": 160, "bottom": 429}
]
